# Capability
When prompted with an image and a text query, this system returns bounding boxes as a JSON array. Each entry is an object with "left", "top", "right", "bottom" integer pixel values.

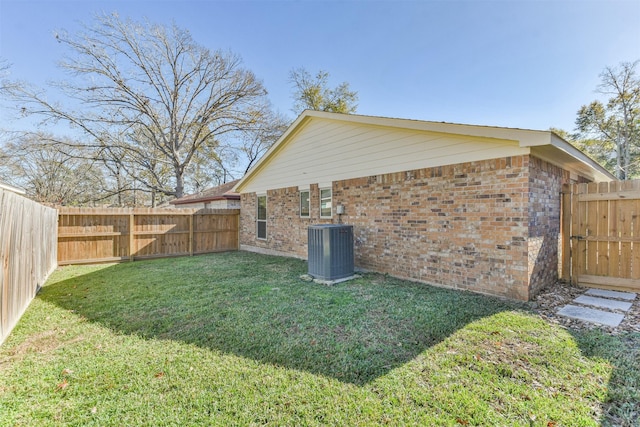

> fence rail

[
  {"left": 1, "top": 188, "right": 58, "bottom": 344},
  {"left": 58, "top": 208, "right": 239, "bottom": 265}
]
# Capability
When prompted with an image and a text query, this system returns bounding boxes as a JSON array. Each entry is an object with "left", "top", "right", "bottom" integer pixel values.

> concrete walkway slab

[
  {"left": 557, "top": 305, "right": 625, "bottom": 327},
  {"left": 584, "top": 288, "right": 637, "bottom": 301},
  {"left": 573, "top": 295, "right": 633, "bottom": 312}
]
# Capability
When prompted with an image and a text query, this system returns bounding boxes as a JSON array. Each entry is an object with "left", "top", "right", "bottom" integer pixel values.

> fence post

[
  {"left": 236, "top": 211, "right": 240, "bottom": 250},
  {"left": 56, "top": 207, "right": 239, "bottom": 264},
  {"left": 129, "top": 213, "right": 135, "bottom": 262},
  {"left": 189, "top": 214, "right": 194, "bottom": 256},
  {"left": 560, "top": 184, "right": 571, "bottom": 281}
]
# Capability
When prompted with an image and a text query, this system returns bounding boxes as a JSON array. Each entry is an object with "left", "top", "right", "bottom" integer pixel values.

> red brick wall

[
  {"left": 240, "top": 184, "right": 332, "bottom": 257},
  {"left": 240, "top": 155, "right": 572, "bottom": 300},
  {"left": 527, "top": 157, "right": 571, "bottom": 296}
]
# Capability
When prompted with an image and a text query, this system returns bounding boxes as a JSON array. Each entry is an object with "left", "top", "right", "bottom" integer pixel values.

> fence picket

[
  {"left": 0, "top": 189, "right": 57, "bottom": 345},
  {"left": 57, "top": 208, "right": 239, "bottom": 264},
  {"left": 567, "top": 179, "right": 640, "bottom": 292}
]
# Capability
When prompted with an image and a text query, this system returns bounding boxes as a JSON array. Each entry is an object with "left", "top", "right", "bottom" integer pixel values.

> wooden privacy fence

[
  {"left": 58, "top": 208, "right": 239, "bottom": 265},
  {"left": 1, "top": 188, "right": 58, "bottom": 345},
  {"left": 562, "top": 180, "right": 640, "bottom": 293}
]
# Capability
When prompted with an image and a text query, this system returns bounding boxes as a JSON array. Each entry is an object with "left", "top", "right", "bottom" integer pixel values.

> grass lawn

[{"left": 0, "top": 251, "right": 638, "bottom": 426}]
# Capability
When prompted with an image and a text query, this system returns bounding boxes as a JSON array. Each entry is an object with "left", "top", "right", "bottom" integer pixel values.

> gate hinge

[{"left": 570, "top": 235, "right": 585, "bottom": 240}]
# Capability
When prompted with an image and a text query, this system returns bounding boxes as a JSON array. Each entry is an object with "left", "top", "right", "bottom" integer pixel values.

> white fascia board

[
  {"left": 234, "top": 110, "right": 540, "bottom": 193},
  {"left": 549, "top": 134, "right": 616, "bottom": 181},
  {"left": 528, "top": 134, "right": 616, "bottom": 182},
  {"left": 305, "top": 110, "right": 553, "bottom": 146},
  {"left": 233, "top": 110, "right": 617, "bottom": 192},
  {"left": 331, "top": 112, "right": 616, "bottom": 181}
]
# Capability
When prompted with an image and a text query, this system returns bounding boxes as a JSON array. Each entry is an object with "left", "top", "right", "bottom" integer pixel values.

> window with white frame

[
  {"left": 300, "top": 190, "right": 310, "bottom": 218},
  {"left": 256, "top": 195, "right": 267, "bottom": 239},
  {"left": 320, "top": 188, "right": 332, "bottom": 218}
]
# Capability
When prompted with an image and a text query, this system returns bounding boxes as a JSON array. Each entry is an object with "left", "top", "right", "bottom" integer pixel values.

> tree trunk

[
  {"left": 616, "top": 123, "right": 624, "bottom": 180},
  {"left": 624, "top": 133, "right": 630, "bottom": 180},
  {"left": 175, "top": 169, "right": 185, "bottom": 199}
]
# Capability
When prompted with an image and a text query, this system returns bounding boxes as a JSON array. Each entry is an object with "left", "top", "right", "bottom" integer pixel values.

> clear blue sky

[{"left": 1, "top": 0, "right": 639, "bottom": 133}]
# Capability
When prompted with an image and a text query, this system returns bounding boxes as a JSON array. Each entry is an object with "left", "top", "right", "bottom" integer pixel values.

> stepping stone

[
  {"left": 557, "top": 305, "right": 624, "bottom": 327},
  {"left": 584, "top": 288, "right": 637, "bottom": 301},
  {"left": 573, "top": 295, "right": 633, "bottom": 312}
]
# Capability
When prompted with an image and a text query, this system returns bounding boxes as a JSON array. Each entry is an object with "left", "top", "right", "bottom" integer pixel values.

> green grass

[{"left": 0, "top": 251, "right": 638, "bottom": 426}]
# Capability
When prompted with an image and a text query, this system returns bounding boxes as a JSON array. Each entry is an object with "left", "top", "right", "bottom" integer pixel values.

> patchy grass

[{"left": 0, "top": 251, "right": 637, "bottom": 426}]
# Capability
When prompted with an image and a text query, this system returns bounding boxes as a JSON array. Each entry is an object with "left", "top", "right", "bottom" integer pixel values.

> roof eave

[
  {"left": 551, "top": 134, "right": 616, "bottom": 181},
  {"left": 233, "top": 111, "right": 617, "bottom": 192},
  {"left": 170, "top": 193, "right": 240, "bottom": 205}
]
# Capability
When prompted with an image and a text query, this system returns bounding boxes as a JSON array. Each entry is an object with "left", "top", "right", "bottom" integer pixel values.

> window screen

[{"left": 257, "top": 195, "right": 267, "bottom": 239}]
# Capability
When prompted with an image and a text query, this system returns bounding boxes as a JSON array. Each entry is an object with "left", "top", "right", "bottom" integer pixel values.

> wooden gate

[{"left": 562, "top": 180, "right": 640, "bottom": 292}]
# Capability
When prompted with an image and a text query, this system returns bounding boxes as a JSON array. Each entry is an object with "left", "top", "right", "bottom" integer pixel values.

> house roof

[
  {"left": 170, "top": 179, "right": 240, "bottom": 205},
  {"left": 234, "top": 110, "right": 616, "bottom": 193}
]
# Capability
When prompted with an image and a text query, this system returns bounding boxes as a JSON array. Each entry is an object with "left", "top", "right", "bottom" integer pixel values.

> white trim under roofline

[
  {"left": 302, "top": 110, "right": 551, "bottom": 145},
  {"left": 546, "top": 133, "right": 615, "bottom": 182},
  {"left": 346, "top": 113, "right": 615, "bottom": 181},
  {"left": 234, "top": 110, "right": 616, "bottom": 192}
]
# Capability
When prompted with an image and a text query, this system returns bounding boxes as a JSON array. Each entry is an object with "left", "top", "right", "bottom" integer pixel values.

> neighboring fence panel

[
  {"left": 57, "top": 208, "right": 239, "bottom": 265},
  {"left": 0, "top": 188, "right": 58, "bottom": 345},
  {"left": 562, "top": 180, "right": 640, "bottom": 292}
]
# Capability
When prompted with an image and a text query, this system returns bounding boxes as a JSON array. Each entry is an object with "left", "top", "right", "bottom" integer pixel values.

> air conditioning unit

[{"left": 307, "top": 224, "right": 354, "bottom": 281}]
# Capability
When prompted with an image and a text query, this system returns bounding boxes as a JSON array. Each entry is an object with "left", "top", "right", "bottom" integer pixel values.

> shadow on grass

[
  {"left": 572, "top": 329, "right": 640, "bottom": 427},
  {"left": 41, "top": 252, "right": 524, "bottom": 385}
]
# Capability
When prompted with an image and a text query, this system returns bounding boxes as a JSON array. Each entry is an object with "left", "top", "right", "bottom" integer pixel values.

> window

[
  {"left": 257, "top": 195, "right": 267, "bottom": 239},
  {"left": 300, "top": 190, "right": 310, "bottom": 218},
  {"left": 320, "top": 188, "right": 332, "bottom": 218}
]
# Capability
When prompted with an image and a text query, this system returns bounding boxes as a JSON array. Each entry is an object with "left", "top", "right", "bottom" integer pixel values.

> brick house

[{"left": 233, "top": 111, "right": 614, "bottom": 301}]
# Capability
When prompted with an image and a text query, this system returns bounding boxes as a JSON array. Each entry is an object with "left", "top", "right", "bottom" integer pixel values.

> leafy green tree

[
  {"left": 575, "top": 60, "right": 640, "bottom": 179},
  {"left": 289, "top": 68, "right": 358, "bottom": 115}
]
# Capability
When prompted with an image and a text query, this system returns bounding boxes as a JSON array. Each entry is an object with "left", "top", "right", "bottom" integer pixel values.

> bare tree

[
  {"left": 0, "top": 59, "right": 10, "bottom": 90},
  {"left": 236, "top": 109, "right": 289, "bottom": 174},
  {"left": 0, "top": 132, "right": 110, "bottom": 205},
  {"left": 6, "top": 13, "right": 270, "bottom": 198}
]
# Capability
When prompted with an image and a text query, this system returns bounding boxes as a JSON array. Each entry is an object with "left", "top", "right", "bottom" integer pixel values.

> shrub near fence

[
  {"left": 57, "top": 208, "right": 239, "bottom": 265},
  {"left": 0, "top": 188, "right": 58, "bottom": 345}
]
